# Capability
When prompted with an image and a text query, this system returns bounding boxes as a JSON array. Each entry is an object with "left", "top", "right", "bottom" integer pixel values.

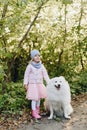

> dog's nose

[{"left": 58, "top": 84, "right": 60, "bottom": 87}]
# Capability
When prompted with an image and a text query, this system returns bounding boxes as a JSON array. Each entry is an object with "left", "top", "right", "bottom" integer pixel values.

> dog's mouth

[{"left": 55, "top": 84, "right": 61, "bottom": 90}]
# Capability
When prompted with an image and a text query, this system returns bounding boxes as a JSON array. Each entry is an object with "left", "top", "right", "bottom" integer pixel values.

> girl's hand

[{"left": 24, "top": 85, "right": 28, "bottom": 91}]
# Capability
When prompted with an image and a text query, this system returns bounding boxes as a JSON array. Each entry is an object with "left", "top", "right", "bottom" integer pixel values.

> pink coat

[{"left": 24, "top": 64, "right": 50, "bottom": 101}]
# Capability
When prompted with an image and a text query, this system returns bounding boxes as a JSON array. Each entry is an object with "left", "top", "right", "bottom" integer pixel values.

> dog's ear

[{"left": 60, "top": 76, "right": 65, "bottom": 79}]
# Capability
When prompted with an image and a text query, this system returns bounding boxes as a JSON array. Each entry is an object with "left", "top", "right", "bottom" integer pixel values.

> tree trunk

[{"left": 77, "top": 0, "right": 84, "bottom": 70}]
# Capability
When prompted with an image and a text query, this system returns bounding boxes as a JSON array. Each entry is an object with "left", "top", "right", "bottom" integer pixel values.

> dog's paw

[
  {"left": 65, "top": 115, "right": 71, "bottom": 119},
  {"left": 48, "top": 116, "right": 53, "bottom": 120}
]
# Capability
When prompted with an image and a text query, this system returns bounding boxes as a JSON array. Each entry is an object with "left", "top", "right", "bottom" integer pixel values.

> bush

[
  {"left": 70, "top": 70, "right": 87, "bottom": 95},
  {"left": 0, "top": 82, "right": 30, "bottom": 115}
]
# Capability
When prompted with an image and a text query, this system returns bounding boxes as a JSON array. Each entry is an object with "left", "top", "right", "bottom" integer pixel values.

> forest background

[{"left": 0, "top": 0, "right": 87, "bottom": 118}]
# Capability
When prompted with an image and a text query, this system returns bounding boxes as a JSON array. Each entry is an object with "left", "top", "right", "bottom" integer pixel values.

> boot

[
  {"left": 32, "top": 110, "right": 41, "bottom": 119},
  {"left": 36, "top": 106, "right": 40, "bottom": 114}
]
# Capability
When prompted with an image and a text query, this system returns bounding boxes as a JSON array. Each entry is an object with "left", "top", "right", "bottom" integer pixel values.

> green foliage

[
  {"left": 62, "top": 0, "right": 73, "bottom": 5},
  {"left": 0, "top": 82, "right": 29, "bottom": 115},
  {"left": 0, "top": 66, "right": 5, "bottom": 82},
  {"left": 77, "top": 70, "right": 87, "bottom": 92},
  {"left": 69, "top": 70, "right": 87, "bottom": 95}
]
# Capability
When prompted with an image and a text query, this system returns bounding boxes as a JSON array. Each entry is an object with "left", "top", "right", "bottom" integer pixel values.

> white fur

[{"left": 46, "top": 76, "right": 73, "bottom": 119}]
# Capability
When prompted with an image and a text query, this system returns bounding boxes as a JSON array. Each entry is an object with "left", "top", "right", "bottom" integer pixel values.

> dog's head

[{"left": 51, "top": 76, "right": 66, "bottom": 90}]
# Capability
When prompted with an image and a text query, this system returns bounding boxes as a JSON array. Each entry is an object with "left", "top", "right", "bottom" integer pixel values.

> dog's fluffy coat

[{"left": 45, "top": 76, "right": 73, "bottom": 119}]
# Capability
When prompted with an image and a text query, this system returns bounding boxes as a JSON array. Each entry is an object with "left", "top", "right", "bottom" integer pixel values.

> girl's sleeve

[
  {"left": 23, "top": 64, "right": 31, "bottom": 85},
  {"left": 42, "top": 64, "right": 50, "bottom": 85}
]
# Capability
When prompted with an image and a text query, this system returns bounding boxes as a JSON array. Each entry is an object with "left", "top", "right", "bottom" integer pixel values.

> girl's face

[{"left": 33, "top": 54, "right": 41, "bottom": 63}]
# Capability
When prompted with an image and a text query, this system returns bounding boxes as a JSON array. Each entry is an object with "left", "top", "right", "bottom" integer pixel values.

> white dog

[{"left": 45, "top": 76, "right": 73, "bottom": 119}]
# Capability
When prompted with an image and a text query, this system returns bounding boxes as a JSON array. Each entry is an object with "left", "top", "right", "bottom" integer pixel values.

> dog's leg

[
  {"left": 64, "top": 104, "right": 73, "bottom": 119},
  {"left": 63, "top": 104, "right": 71, "bottom": 119},
  {"left": 48, "top": 105, "right": 54, "bottom": 119}
]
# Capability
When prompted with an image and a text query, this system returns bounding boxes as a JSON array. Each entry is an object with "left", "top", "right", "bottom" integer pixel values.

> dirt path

[{"left": 17, "top": 99, "right": 87, "bottom": 130}]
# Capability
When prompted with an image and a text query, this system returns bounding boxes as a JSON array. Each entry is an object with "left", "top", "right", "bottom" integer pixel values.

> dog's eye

[
  {"left": 55, "top": 81, "right": 57, "bottom": 83},
  {"left": 60, "top": 81, "right": 62, "bottom": 83}
]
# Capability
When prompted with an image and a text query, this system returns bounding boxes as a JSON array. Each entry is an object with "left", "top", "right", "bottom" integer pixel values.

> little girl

[{"left": 23, "top": 49, "right": 50, "bottom": 119}]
